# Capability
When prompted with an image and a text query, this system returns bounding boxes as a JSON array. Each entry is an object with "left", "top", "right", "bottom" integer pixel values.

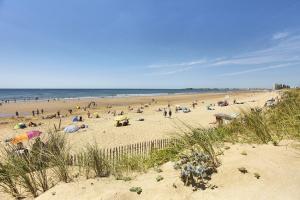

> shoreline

[
  {"left": 0, "top": 90, "right": 266, "bottom": 119},
  {"left": 0, "top": 88, "right": 268, "bottom": 102}
]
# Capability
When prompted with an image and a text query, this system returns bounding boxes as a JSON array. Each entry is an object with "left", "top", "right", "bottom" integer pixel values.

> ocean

[{"left": 0, "top": 88, "right": 240, "bottom": 101}]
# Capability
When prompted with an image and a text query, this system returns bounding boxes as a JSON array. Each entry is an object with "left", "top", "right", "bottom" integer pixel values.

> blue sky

[{"left": 0, "top": 0, "right": 299, "bottom": 88}]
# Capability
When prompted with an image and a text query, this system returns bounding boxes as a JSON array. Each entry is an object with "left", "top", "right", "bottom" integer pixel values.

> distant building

[{"left": 273, "top": 83, "right": 290, "bottom": 90}]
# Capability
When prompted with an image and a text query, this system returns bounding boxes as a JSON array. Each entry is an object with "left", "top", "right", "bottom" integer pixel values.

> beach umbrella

[
  {"left": 26, "top": 130, "right": 42, "bottom": 139},
  {"left": 11, "top": 133, "right": 28, "bottom": 144}
]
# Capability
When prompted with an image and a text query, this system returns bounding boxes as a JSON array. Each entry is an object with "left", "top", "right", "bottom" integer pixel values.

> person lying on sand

[{"left": 14, "top": 142, "right": 29, "bottom": 158}]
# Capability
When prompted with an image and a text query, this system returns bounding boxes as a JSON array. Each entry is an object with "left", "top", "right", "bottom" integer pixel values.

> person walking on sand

[
  {"left": 168, "top": 109, "right": 172, "bottom": 118},
  {"left": 36, "top": 109, "right": 39, "bottom": 115},
  {"left": 41, "top": 109, "right": 44, "bottom": 114},
  {"left": 163, "top": 109, "right": 167, "bottom": 117},
  {"left": 15, "top": 111, "right": 19, "bottom": 117},
  {"left": 32, "top": 110, "right": 35, "bottom": 116}
]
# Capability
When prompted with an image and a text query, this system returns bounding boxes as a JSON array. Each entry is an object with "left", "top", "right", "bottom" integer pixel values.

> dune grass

[{"left": 80, "top": 143, "right": 110, "bottom": 179}]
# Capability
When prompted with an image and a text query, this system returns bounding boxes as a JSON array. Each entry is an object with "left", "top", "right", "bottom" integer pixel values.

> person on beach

[
  {"left": 168, "top": 109, "right": 172, "bottom": 118},
  {"left": 36, "top": 109, "right": 40, "bottom": 115},
  {"left": 32, "top": 110, "right": 35, "bottom": 116},
  {"left": 15, "top": 111, "right": 19, "bottom": 117},
  {"left": 41, "top": 109, "right": 44, "bottom": 114},
  {"left": 192, "top": 102, "right": 196, "bottom": 109},
  {"left": 163, "top": 109, "right": 167, "bottom": 117},
  {"left": 15, "top": 142, "right": 29, "bottom": 158},
  {"left": 57, "top": 111, "right": 60, "bottom": 117}
]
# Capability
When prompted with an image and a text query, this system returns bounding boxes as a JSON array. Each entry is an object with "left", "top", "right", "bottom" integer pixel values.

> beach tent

[
  {"left": 182, "top": 107, "right": 191, "bottom": 113},
  {"left": 11, "top": 130, "right": 42, "bottom": 144},
  {"left": 214, "top": 113, "right": 238, "bottom": 121},
  {"left": 114, "top": 116, "right": 129, "bottom": 121},
  {"left": 14, "top": 123, "right": 26, "bottom": 129},
  {"left": 72, "top": 116, "right": 79, "bottom": 122},
  {"left": 114, "top": 116, "right": 129, "bottom": 127},
  {"left": 64, "top": 125, "right": 80, "bottom": 133}
]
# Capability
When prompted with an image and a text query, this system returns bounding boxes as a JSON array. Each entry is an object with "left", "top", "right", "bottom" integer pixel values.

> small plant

[
  {"left": 129, "top": 186, "right": 142, "bottom": 194},
  {"left": 146, "top": 147, "right": 180, "bottom": 168},
  {"left": 174, "top": 149, "right": 217, "bottom": 190},
  {"left": 116, "top": 175, "right": 132, "bottom": 182},
  {"left": 83, "top": 143, "right": 110, "bottom": 178},
  {"left": 156, "top": 175, "right": 164, "bottom": 182},
  {"left": 224, "top": 146, "right": 230, "bottom": 150},
  {"left": 154, "top": 166, "right": 163, "bottom": 173},
  {"left": 238, "top": 167, "right": 248, "bottom": 174},
  {"left": 272, "top": 141, "right": 279, "bottom": 146},
  {"left": 254, "top": 172, "right": 260, "bottom": 179}
]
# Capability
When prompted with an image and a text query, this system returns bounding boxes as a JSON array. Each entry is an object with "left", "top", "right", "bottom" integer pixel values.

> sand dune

[{"left": 36, "top": 140, "right": 300, "bottom": 200}]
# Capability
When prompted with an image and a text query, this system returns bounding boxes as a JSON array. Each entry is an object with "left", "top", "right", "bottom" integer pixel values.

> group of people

[
  {"left": 14, "top": 108, "right": 45, "bottom": 118},
  {"left": 163, "top": 108, "right": 172, "bottom": 118}
]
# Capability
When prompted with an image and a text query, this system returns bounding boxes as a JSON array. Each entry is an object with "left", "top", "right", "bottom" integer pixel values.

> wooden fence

[{"left": 69, "top": 138, "right": 176, "bottom": 167}]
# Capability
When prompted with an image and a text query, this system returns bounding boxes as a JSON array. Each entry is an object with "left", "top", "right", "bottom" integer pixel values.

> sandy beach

[{"left": 0, "top": 90, "right": 276, "bottom": 150}]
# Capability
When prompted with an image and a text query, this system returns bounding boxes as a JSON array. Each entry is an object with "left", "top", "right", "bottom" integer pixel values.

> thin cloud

[
  {"left": 147, "top": 66, "right": 193, "bottom": 76},
  {"left": 218, "top": 63, "right": 299, "bottom": 77},
  {"left": 147, "top": 32, "right": 300, "bottom": 76},
  {"left": 272, "top": 32, "right": 289, "bottom": 40},
  {"left": 148, "top": 59, "right": 207, "bottom": 69}
]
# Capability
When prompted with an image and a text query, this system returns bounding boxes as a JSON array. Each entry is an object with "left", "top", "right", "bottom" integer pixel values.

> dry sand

[{"left": 35, "top": 140, "right": 300, "bottom": 200}]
